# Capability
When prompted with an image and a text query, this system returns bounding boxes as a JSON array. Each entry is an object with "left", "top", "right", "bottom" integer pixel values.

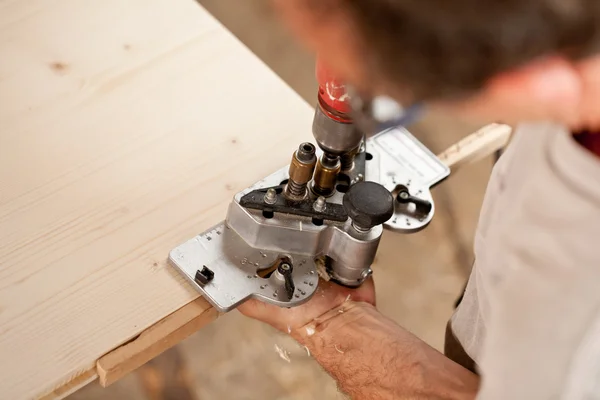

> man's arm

[
  {"left": 291, "top": 301, "right": 478, "bottom": 400},
  {"left": 239, "top": 280, "right": 478, "bottom": 399}
]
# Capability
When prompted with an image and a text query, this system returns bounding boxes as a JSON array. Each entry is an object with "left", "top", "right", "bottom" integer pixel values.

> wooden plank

[
  {"left": 37, "top": 369, "right": 98, "bottom": 400},
  {"left": 92, "top": 122, "right": 512, "bottom": 388},
  {"left": 437, "top": 123, "right": 513, "bottom": 171},
  {"left": 97, "top": 298, "right": 218, "bottom": 387},
  {"left": 0, "top": 0, "right": 314, "bottom": 398}
]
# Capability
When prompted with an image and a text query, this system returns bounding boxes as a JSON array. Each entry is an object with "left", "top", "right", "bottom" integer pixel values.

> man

[{"left": 240, "top": 1, "right": 600, "bottom": 398}]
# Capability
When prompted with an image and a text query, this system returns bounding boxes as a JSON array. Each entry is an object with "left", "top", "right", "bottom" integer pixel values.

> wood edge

[
  {"left": 438, "top": 123, "right": 513, "bottom": 170},
  {"left": 37, "top": 368, "right": 98, "bottom": 400},
  {"left": 96, "top": 297, "right": 219, "bottom": 387},
  {"left": 87, "top": 123, "right": 511, "bottom": 390}
]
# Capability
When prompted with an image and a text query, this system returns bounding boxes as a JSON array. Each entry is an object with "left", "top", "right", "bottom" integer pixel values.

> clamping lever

[
  {"left": 278, "top": 263, "right": 295, "bottom": 300},
  {"left": 396, "top": 187, "right": 433, "bottom": 215}
]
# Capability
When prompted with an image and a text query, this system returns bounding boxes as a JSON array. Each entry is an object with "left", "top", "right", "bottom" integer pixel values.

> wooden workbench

[{"left": 0, "top": 0, "right": 314, "bottom": 398}]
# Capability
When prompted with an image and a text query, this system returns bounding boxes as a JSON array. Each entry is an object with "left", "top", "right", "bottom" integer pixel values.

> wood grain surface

[
  {"left": 97, "top": 298, "right": 218, "bottom": 387},
  {"left": 0, "top": 0, "right": 313, "bottom": 398}
]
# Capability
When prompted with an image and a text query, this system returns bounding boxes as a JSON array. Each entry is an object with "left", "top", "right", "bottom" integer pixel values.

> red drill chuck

[
  {"left": 316, "top": 59, "right": 353, "bottom": 123},
  {"left": 312, "top": 58, "right": 361, "bottom": 156}
]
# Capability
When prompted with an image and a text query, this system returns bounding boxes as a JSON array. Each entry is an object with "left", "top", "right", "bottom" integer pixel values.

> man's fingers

[{"left": 237, "top": 277, "right": 376, "bottom": 333}]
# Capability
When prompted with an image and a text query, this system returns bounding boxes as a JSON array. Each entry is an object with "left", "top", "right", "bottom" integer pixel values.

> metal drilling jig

[{"left": 169, "top": 61, "right": 450, "bottom": 312}]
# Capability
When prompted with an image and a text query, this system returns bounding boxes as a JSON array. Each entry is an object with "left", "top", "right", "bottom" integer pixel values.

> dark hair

[{"left": 340, "top": 0, "right": 600, "bottom": 102}]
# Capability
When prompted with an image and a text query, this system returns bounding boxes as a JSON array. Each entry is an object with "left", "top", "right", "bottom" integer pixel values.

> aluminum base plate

[{"left": 169, "top": 223, "right": 319, "bottom": 312}]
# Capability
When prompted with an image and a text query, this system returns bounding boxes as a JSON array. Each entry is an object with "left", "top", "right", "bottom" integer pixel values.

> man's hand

[
  {"left": 238, "top": 277, "right": 375, "bottom": 334},
  {"left": 239, "top": 277, "right": 479, "bottom": 399}
]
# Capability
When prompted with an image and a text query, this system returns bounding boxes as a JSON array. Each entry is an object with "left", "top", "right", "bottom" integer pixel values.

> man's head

[{"left": 275, "top": 0, "right": 600, "bottom": 129}]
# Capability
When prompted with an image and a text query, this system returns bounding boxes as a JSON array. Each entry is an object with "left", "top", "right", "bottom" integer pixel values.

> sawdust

[
  {"left": 274, "top": 344, "right": 291, "bottom": 363},
  {"left": 345, "top": 294, "right": 351, "bottom": 302},
  {"left": 305, "top": 325, "right": 315, "bottom": 336},
  {"left": 334, "top": 345, "right": 345, "bottom": 354}
]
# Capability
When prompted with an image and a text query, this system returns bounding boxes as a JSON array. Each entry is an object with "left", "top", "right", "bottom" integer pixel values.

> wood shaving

[
  {"left": 305, "top": 325, "right": 315, "bottom": 336},
  {"left": 315, "top": 259, "right": 331, "bottom": 281},
  {"left": 274, "top": 344, "right": 291, "bottom": 363},
  {"left": 287, "top": 325, "right": 291, "bottom": 334},
  {"left": 334, "top": 344, "right": 345, "bottom": 354},
  {"left": 304, "top": 346, "right": 311, "bottom": 357},
  {"left": 344, "top": 294, "right": 351, "bottom": 302}
]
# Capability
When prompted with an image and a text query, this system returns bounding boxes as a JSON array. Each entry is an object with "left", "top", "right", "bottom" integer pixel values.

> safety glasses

[{"left": 348, "top": 88, "right": 423, "bottom": 135}]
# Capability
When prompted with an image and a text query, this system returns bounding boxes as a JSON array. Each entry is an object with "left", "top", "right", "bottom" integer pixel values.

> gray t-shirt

[{"left": 450, "top": 123, "right": 600, "bottom": 399}]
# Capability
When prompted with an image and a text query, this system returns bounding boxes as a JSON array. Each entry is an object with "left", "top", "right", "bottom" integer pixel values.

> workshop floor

[{"left": 69, "top": 1, "right": 490, "bottom": 399}]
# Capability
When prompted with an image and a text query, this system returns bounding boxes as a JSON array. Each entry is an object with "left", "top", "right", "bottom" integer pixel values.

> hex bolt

[
  {"left": 313, "top": 196, "right": 326, "bottom": 212},
  {"left": 351, "top": 173, "right": 365, "bottom": 185},
  {"left": 264, "top": 188, "right": 277, "bottom": 205}
]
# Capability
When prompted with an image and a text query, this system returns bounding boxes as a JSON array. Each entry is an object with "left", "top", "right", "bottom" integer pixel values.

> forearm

[{"left": 291, "top": 301, "right": 479, "bottom": 400}]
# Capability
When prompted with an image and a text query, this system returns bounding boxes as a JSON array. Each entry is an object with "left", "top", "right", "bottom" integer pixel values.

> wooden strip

[
  {"left": 37, "top": 368, "right": 98, "bottom": 400},
  {"left": 92, "top": 122, "right": 512, "bottom": 390},
  {"left": 97, "top": 297, "right": 218, "bottom": 387},
  {"left": 438, "top": 123, "right": 513, "bottom": 170}
]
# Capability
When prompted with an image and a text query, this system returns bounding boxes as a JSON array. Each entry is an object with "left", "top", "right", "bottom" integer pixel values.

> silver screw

[
  {"left": 351, "top": 174, "right": 364, "bottom": 185},
  {"left": 264, "top": 188, "right": 277, "bottom": 205},
  {"left": 361, "top": 268, "right": 373, "bottom": 279},
  {"left": 313, "top": 196, "right": 326, "bottom": 212},
  {"left": 280, "top": 263, "right": 291, "bottom": 272}
]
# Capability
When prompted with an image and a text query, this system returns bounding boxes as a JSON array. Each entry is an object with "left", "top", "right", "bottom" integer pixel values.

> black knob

[{"left": 343, "top": 181, "right": 394, "bottom": 230}]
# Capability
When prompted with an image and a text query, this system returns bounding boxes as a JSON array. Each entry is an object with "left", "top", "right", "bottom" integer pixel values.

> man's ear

[{"left": 452, "top": 56, "right": 583, "bottom": 126}]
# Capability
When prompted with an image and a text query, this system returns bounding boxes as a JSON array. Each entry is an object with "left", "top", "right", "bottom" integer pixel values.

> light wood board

[{"left": 0, "top": 0, "right": 314, "bottom": 398}]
